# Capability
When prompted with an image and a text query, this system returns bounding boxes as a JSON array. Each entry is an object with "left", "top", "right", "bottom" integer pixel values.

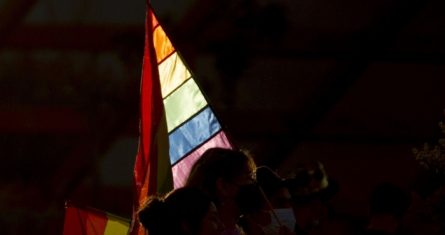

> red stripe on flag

[
  {"left": 131, "top": 5, "right": 172, "bottom": 235},
  {"left": 63, "top": 205, "right": 107, "bottom": 235}
]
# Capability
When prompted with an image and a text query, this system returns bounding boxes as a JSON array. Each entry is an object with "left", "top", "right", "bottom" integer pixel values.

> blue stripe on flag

[{"left": 168, "top": 107, "right": 221, "bottom": 164}]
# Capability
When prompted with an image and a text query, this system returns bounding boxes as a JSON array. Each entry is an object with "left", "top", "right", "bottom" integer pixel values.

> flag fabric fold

[
  {"left": 63, "top": 203, "right": 130, "bottom": 235},
  {"left": 131, "top": 3, "right": 234, "bottom": 235}
]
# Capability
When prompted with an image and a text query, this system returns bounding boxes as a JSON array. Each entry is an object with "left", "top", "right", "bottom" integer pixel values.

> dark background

[{"left": 1, "top": 0, "right": 445, "bottom": 234}]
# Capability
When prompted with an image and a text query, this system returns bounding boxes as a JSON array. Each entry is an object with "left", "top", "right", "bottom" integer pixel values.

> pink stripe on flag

[{"left": 172, "top": 131, "right": 232, "bottom": 188}]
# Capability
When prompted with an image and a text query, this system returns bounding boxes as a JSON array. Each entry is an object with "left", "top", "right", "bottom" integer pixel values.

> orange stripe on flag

[{"left": 153, "top": 25, "right": 175, "bottom": 63}]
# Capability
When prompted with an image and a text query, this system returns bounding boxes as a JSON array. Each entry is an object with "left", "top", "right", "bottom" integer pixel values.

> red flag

[
  {"left": 63, "top": 203, "right": 129, "bottom": 235},
  {"left": 130, "top": 4, "right": 173, "bottom": 235}
]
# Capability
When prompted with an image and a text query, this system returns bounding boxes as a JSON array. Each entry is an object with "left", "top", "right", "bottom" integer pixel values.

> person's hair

[
  {"left": 185, "top": 147, "right": 256, "bottom": 202},
  {"left": 285, "top": 160, "right": 338, "bottom": 205},
  {"left": 138, "top": 187, "right": 213, "bottom": 235}
]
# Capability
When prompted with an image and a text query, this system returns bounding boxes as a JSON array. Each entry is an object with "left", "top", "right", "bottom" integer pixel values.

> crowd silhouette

[{"left": 137, "top": 147, "right": 445, "bottom": 235}]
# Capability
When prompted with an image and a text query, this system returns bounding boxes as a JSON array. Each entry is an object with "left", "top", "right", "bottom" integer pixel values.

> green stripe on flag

[{"left": 164, "top": 79, "right": 207, "bottom": 132}]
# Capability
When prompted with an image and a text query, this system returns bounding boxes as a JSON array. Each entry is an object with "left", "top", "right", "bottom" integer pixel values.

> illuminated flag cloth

[
  {"left": 63, "top": 203, "right": 129, "bottom": 235},
  {"left": 131, "top": 2, "right": 233, "bottom": 235},
  {"left": 152, "top": 9, "right": 233, "bottom": 188}
]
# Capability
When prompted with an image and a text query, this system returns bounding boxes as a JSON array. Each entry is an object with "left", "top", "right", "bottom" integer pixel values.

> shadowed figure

[
  {"left": 138, "top": 187, "right": 224, "bottom": 235},
  {"left": 186, "top": 147, "right": 257, "bottom": 235}
]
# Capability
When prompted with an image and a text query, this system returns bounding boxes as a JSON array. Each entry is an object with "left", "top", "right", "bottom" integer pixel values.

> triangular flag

[{"left": 131, "top": 3, "right": 234, "bottom": 235}]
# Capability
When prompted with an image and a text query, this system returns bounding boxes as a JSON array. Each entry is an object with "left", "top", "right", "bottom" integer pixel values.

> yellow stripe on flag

[
  {"left": 159, "top": 52, "right": 191, "bottom": 97},
  {"left": 163, "top": 78, "right": 207, "bottom": 132},
  {"left": 104, "top": 217, "right": 129, "bottom": 235}
]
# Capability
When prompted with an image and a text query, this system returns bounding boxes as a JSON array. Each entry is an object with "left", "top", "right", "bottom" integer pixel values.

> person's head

[
  {"left": 138, "top": 187, "right": 224, "bottom": 235},
  {"left": 186, "top": 147, "right": 256, "bottom": 204},
  {"left": 284, "top": 160, "right": 337, "bottom": 230},
  {"left": 285, "top": 160, "right": 330, "bottom": 198}
]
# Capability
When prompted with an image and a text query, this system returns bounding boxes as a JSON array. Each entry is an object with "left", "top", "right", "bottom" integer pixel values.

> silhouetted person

[
  {"left": 237, "top": 183, "right": 269, "bottom": 235},
  {"left": 138, "top": 187, "right": 224, "bottom": 235},
  {"left": 256, "top": 166, "right": 295, "bottom": 235},
  {"left": 186, "top": 147, "right": 257, "bottom": 235},
  {"left": 285, "top": 160, "right": 339, "bottom": 235},
  {"left": 237, "top": 166, "right": 295, "bottom": 235}
]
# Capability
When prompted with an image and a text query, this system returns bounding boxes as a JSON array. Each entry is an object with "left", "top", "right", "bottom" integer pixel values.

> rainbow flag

[
  {"left": 131, "top": 3, "right": 233, "bottom": 235},
  {"left": 63, "top": 203, "right": 129, "bottom": 235},
  {"left": 150, "top": 8, "right": 233, "bottom": 188}
]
